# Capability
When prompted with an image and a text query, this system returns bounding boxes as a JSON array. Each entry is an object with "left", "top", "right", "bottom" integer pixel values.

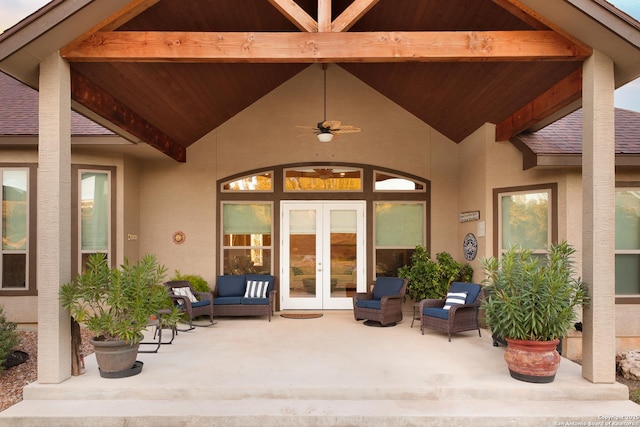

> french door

[{"left": 281, "top": 201, "right": 365, "bottom": 309}]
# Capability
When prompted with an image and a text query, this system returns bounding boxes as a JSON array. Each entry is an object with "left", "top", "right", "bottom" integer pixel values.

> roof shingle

[
  {"left": 516, "top": 108, "right": 640, "bottom": 155},
  {"left": 0, "top": 72, "right": 112, "bottom": 136}
]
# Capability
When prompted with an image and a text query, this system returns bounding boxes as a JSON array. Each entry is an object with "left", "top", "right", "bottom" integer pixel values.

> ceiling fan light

[{"left": 317, "top": 132, "right": 334, "bottom": 142}]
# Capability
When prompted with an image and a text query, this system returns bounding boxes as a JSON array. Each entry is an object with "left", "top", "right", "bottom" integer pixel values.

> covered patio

[
  {"left": 1, "top": 312, "right": 638, "bottom": 425},
  {"left": 1, "top": 1, "right": 640, "bottom": 413}
]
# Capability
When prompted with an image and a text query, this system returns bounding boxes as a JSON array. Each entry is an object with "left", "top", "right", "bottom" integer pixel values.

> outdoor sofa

[{"left": 212, "top": 274, "right": 277, "bottom": 321}]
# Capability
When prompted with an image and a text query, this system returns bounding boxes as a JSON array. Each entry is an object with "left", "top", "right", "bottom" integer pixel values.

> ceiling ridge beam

[
  {"left": 61, "top": 30, "right": 590, "bottom": 63},
  {"left": 495, "top": 68, "right": 583, "bottom": 142},
  {"left": 268, "top": 0, "right": 379, "bottom": 33},
  {"left": 70, "top": 69, "right": 186, "bottom": 162}
]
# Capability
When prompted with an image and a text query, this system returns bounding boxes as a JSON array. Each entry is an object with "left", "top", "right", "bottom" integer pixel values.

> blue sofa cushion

[
  {"left": 191, "top": 300, "right": 211, "bottom": 308},
  {"left": 423, "top": 307, "right": 449, "bottom": 320},
  {"left": 241, "top": 297, "right": 270, "bottom": 305},
  {"left": 449, "top": 282, "right": 482, "bottom": 304},
  {"left": 372, "top": 277, "right": 404, "bottom": 300},
  {"left": 355, "top": 299, "right": 381, "bottom": 310},
  {"left": 213, "top": 296, "right": 244, "bottom": 305},
  {"left": 245, "top": 274, "right": 275, "bottom": 294},
  {"left": 217, "top": 275, "right": 247, "bottom": 297}
]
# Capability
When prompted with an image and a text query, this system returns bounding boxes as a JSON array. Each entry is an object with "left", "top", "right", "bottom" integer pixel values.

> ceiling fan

[{"left": 297, "top": 65, "right": 361, "bottom": 142}]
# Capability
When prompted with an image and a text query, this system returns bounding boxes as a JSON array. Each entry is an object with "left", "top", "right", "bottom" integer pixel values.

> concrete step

[{"left": 2, "top": 398, "right": 640, "bottom": 427}]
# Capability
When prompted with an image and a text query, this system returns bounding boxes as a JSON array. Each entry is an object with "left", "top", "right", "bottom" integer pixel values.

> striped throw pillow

[
  {"left": 244, "top": 280, "right": 269, "bottom": 298},
  {"left": 174, "top": 287, "right": 198, "bottom": 303},
  {"left": 443, "top": 291, "right": 467, "bottom": 310}
]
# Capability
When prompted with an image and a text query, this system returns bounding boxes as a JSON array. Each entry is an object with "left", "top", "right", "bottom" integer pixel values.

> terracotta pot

[
  {"left": 89, "top": 337, "right": 140, "bottom": 375},
  {"left": 504, "top": 337, "right": 561, "bottom": 383}
]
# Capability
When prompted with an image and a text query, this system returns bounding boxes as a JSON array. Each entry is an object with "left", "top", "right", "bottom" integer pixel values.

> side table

[{"left": 411, "top": 302, "right": 421, "bottom": 328}]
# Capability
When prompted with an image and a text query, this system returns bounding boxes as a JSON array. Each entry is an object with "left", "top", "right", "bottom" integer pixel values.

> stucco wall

[
  {"left": 123, "top": 155, "right": 140, "bottom": 261},
  {"left": 212, "top": 65, "right": 433, "bottom": 178},
  {"left": 136, "top": 65, "right": 453, "bottom": 286},
  {"left": 0, "top": 148, "right": 127, "bottom": 322}
]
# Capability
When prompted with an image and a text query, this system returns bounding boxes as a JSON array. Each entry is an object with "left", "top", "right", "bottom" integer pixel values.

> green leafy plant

[
  {"left": 0, "top": 305, "right": 19, "bottom": 374},
  {"left": 60, "top": 253, "right": 171, "bottom": 344},
  {"left": 171, "top": 270, "right": 210, "bottom": 293},
  {"left": 481, "top": 241, "right": 590, "bottom": 341},
  {"left": 398, "top": 246, "right": 473, "bottom": 302}
]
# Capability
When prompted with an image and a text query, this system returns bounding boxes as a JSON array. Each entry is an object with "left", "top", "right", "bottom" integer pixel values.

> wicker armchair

[
  {"left": 165, "top": 280, "right": 215, "bottom": 329},
  {"left": 353, "top": 277, "right": 408, "bottom": 326},
  {"left": 419, "top": 282, "right": 483, "bottom": 342}
]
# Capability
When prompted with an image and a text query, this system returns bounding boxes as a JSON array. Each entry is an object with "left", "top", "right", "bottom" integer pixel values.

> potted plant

[
  {"left": 481, "top": 241, "right": 590, "bottom": 383},
  {"left": 60, "top": 253, "right": 171, "bottom": 377}
]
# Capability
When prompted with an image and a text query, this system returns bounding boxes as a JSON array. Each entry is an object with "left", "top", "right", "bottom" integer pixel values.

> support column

[
  {"left": 581, "top": 50, "right": 616, "bottom": 383},
  {"left": 37, "top": 52, "right": 72, "bottom": 383}
]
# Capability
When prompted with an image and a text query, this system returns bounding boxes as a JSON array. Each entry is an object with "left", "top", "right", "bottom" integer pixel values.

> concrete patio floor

[{"left": 1, "top": 310, "right": 639, "bottom": 426}]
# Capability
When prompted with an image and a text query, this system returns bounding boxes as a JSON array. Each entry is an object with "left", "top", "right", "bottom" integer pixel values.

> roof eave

[
  {"left": 0, "top": 0, "right": 130, "bottom": 87},
  {"left": 518, "top": 0, "right": 640, "bottom": 132},
  {"left": 508, "top": 143, "right": 640, "bottom": 170}
]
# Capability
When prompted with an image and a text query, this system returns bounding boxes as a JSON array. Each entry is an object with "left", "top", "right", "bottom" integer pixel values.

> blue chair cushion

[
  {"left": 241, "top": 297, "right": 270, "bottom": 305},
  {"left": 449, "top": 282, "right": 481, "bottom": 304},
  {"left": 217, "top": 275, "right": 247, "bottom": 297},
  {"left": 191, "top": 300, "right": 210, "bottom": 308},
  {"left": 423, "top": 307, "right": 449, "bottom": 320},
  {"left": 355, "top": 299, "right": 381, "bottom": 310},
  {"left": 213, "top": 296, "right": 244, "bottom": 305},
  {"left": 372, "top": 277, "right": 404, "bottom": 300},
  {"left": 245, "top": 274, "right": 275, "bottom": 294}
]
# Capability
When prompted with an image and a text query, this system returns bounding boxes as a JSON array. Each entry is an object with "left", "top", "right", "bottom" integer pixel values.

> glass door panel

[
  {"left": 323, "top": 207, "right": 360, "bottom": 309},
  {"left": 282, "top": 205, "right": 322, "bottom": 309},
  {"left": 281, "top": 201, "right": 365, "bottom": 310}
]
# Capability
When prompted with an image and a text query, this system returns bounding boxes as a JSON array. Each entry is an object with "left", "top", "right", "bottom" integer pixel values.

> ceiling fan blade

[
  {"left": 323, "top": 120, "right": 342, "bottom": 130},
  {"left": 334, "top": 125, "right": 362, "bottom": 134}
]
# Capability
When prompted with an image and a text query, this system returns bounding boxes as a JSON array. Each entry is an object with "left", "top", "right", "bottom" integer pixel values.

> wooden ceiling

[{"left": 60, "top": 0, "right": 591, "bottom": 161}]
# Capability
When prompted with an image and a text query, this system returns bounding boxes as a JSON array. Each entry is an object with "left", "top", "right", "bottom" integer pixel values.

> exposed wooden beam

[
  {"left": 267, "top": 0, "right": 317, "bottom": 32},
  {"left": 61, "top": 30, "right": 590, "bottom": 63},
  {"left": 491, "top": 0, "right": 549, "bottom": 29},
  {"left": 70, "top": 69, "right": 186, "bottom": 162},
  {"left": 62, "top": 0, "right": 159, "bottom": 55},
  {"left": 495, "top": 68, "right": 583, "bottom": 141},
  {"left": 492, "top": 0, "right": 592, "bottom": 57},
  {"left": 318, "top": 0, "right": 332, "bottom": 32},
  {"left": 332, "top": 0, "right": 380, "bottom": 33}
]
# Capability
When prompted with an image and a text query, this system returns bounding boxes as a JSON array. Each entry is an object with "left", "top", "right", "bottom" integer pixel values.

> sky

[{"left": 1, "top": 0, "right": 640, "bottom": 110}]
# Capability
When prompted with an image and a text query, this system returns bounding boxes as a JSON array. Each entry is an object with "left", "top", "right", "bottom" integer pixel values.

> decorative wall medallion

[
  {"left": 463, "top": 233, "right": 478, "bottom": 261},
  {"left": 172, "top": 231, "right": 186, "bottom": 245}
]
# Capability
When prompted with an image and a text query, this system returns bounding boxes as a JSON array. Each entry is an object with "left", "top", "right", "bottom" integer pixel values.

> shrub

[
  {"left": 171, "top": 270, "right": 210, "bottom": 293},
  {"left": 60, "top": 253, "right": 169, "bottom": 344},
  {"left": 398, "top": 246, "right": 473, "bottom": 302},
  {"left": 0, "top": 305, "right": 19, "bottom": 374},
  {"left": 481, "top": 241, "right": 590, "bottom": 341}
]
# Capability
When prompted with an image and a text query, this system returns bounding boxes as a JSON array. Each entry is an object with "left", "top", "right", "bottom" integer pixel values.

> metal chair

[{"left": 165, "top": 280, "right": 215, "bottom": 330}]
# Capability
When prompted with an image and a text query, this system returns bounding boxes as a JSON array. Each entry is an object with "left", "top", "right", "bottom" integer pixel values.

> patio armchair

[
  {"left": 165, "top": 280, "right": 215, "bottom": 329},
  {"left": 419, "top": 282, "right": 483, "bottom": 342},
  {"left": 353, "top": 277, "right": 408, "bottom": 326}
]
